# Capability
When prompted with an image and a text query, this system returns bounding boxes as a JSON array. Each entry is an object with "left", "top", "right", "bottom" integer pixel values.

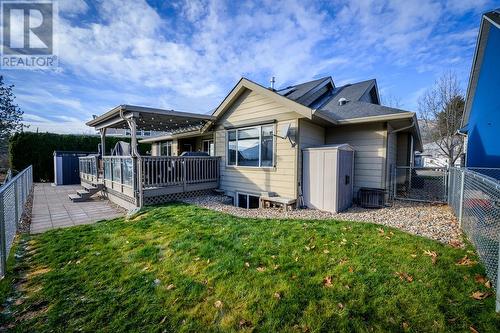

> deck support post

[{"left": 119, "top": 110, "right": 143, "bottom": 209}]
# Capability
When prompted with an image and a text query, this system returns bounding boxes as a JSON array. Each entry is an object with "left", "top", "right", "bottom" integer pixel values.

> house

[
  {"left": 77, "top": 76, "right": 421, "bottom": 210},
  {"left": 461, "top": 9, "right": 500, "bottom": 169},
  {"left": 414, "top": 142, "right": 461, "bottom": 168}
]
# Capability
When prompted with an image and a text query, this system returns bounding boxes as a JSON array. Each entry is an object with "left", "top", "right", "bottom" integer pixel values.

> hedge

[{"left": 9, "top": 132, "right": 149, "bottom": 182}]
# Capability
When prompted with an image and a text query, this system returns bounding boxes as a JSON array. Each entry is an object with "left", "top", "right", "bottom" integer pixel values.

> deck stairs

[{"left": 69, "top": 183, "right": 103, "bottom": 202}]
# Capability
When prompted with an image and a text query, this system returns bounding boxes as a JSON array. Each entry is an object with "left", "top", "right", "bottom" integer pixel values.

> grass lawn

[{"left": 1, "top": 203, "right": 499, "bottom": 332}]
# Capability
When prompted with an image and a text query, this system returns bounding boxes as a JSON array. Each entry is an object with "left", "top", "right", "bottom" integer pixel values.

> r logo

[{"left": 2, "top": 2, "right": 53, "bottom": 55}]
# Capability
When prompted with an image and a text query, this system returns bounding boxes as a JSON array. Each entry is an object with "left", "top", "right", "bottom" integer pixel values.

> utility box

[
  {"left": 53, "top": 151, "right": 93, "bottom": 185},
  {"left": 302, "top": 144, "right": 354, "bottom": 213}
]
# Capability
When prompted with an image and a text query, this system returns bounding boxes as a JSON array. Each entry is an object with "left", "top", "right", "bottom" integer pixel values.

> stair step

[
  {"left": 68, "top": 193, "right": 86, "bottom": 202},
  {"left": 82, "top": 183, "right": 99, "bottom": 191},
  {"left": 77, "top": 190, "right": 91, "bottom": 197}
]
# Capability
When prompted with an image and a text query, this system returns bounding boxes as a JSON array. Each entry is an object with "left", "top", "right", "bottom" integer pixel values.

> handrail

[{"left": 140, "top": 156, "right": 220, "bottom": 189}]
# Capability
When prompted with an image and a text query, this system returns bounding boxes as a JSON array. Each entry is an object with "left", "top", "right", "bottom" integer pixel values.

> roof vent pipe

[
  {"left": 338, "top": 97, "right": 348, "bottom": 106},
  {"left": 270, "top": 76, "right": 276, "bottom": 90}
]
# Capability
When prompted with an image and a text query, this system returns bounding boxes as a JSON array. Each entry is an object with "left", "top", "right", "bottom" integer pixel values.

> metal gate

[{"left": 392, "top": 166, "right": 448, "bottom": 203}]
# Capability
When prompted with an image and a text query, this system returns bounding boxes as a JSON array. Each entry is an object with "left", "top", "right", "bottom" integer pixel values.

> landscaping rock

[{"left": 180, "top": 194, "right": 463, "bottom": 246}]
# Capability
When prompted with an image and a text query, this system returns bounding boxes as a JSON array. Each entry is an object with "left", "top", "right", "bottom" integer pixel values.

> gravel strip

[{"left": 180, "top": 194, "right": 463, "bottom": 246}]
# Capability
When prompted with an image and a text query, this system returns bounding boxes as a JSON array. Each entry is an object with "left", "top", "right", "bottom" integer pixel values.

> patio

[{"left": 30, "top": 183, "right": 124, "bottom": 234}]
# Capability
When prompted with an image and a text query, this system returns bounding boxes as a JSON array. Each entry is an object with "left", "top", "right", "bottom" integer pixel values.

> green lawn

[{"left": 1, "top": 203, "right": 499, "bottom": 332}]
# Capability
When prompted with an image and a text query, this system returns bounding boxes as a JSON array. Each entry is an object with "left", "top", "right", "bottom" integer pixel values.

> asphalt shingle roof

[{"left": 277, "top": 76, "right": 413, "bottom": 122}]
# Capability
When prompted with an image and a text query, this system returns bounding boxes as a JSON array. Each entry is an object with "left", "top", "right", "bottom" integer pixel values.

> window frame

[
  {"left": 161, "top": 140, "right": 173, "bottom": 156},
  {"left": 226, "top": 124, "right": 275, "bottom": 168},
  {"left": 236, "top": 192, "right": 261, "bottom": 209},
  {"left": 202, "top": 139, "right": 215, "bottom": 156}
]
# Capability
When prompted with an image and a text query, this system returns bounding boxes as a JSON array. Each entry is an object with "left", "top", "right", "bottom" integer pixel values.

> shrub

[{"left": 9, "top": 132, "right": 149, "bottom": 182}]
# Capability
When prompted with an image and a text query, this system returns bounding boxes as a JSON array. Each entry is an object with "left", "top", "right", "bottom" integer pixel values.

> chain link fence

[
  {"left": 0, "top": 165, "right": 33, "bottom": 277},
  {"left": 448, "top": 167, "right": 500, "bottom": 311},
  {"left": 393, "top": 166, "right": 448, "bottom": 202}
]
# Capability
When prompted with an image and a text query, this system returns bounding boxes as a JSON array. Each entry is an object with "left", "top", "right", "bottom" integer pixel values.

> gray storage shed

[
  {"left": 54, "top": 151, "right": 94, "bottom": 185},
  {"left": 302, "top": 144, "right": 354, "bottom": 213}
]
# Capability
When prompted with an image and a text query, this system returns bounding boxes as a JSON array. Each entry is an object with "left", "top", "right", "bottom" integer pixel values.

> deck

[{"left": 79, "top": 155, "right": 220, "bottom": 209}]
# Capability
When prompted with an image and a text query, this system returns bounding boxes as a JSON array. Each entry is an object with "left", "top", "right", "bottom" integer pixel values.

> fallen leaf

[
  {"left": 410, "top": 254, "right": 417, "bottom": 258},
  {"left": 166, "top": 284, "right": 175, "bottom": 290},
  {"left": 239, "top": 319, "right": 252, "bottom": 329},
  {"left": 474, "top": 275, "right": 487, "bottom": 284},
  {"left": 424, "top": 250, "right": 438, "bottom": 264},
  {"left": 323, "top": 249, "right": 330, "bottom": 254},
  {"left": 348, "top": 266, "right": 354, "bottom": 273},
  {"left": 256, "top": 266, "right": 266, "bottom": 272},
  {"left": 305, "top": 246, "right": 311, "bottom": 251},
  {"left": 214, "top": 300, "right": 223, "bottom": 308},
  {"left": 470, "top": 325, "right": 479, "bottom": 333},
  {"left": 339, "top": 258, "right": 348, "bottom": 265},
  {"left": 160, "top": 316, "right": 167, "bottom": 324},
  {"left": 194, "top": 257, "right": 200, "bottom": 261},
  {"left": 395, "top": 272, "right": 413, "bottom": 283},
  {"left": 273, "top": 265, "right": 280, "bottom": 270},
  {"left": 207, "top": 259, "right": 210, "bottom": 264},
  {"left": 338, "top": 303, "right": 344, "bottom": 309},
  {"left": 456, "top": 256, "right": 477, "bottom": 266},
  {"left": 273, "top": 292, "right": 282, "bottom": 299},
  {"left": 471, "top": 291, "right": 491, "bottom": 300},
  {"left": 244, "top": 262, "right": 250, "bottom": 268},
  {"left": 323, "top": 276, "right": 333, "bottom": 288},
  {"left": 377, "top": 228, "right": 385, "bottom": 235},
  {"left": 402, "top": 322, "right": 409, "bottom": 330},
  {"left": 485, "top": 280, "right": 492, "bottom": 289}
]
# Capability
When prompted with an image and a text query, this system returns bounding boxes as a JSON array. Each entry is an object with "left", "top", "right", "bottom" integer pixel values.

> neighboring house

[
  {"left": 414, "top": 142, "right": 462, "bottom": 167},
  {"left": 461, "top": 9, "right": 500, "bottom": 168},
  {"left": 139, "top": 76, "right": 422, "bottom": 204}
]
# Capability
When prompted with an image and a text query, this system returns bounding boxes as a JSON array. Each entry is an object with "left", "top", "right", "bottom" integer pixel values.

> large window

[{"left": 227, "top": 125, "right": 274, "bottom": 167}]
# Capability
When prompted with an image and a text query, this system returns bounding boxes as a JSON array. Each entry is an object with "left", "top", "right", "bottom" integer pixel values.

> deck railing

[
  {"left": 79, "top": 155, "right": 99, "bottom": 183},
  {"left": 141, "top": 156, "right": 220, "bottom": 189},
  {"left": 103, "top": 156, "right": 135, "bottom": 188}
]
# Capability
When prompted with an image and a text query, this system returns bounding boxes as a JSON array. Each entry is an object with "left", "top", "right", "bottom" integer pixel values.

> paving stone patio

[{"left": 30, "top": 183, "right": 124, "bottom": 234}]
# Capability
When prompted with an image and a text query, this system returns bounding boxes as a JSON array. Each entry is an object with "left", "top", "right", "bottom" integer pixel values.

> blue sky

[{"left": 3, "top": 0, "right": 499, "bottom": 133}]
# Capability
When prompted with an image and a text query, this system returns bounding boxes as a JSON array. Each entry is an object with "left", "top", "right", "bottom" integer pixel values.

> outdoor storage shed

[
  {"left": 302, "top": 144, "right": 354, "bottom": 213},
  {"left": 54, "top": 151, "right": 92, "bottom": 185}
]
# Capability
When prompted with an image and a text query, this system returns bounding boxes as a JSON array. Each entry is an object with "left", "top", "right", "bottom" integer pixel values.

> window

[
  {"left": 237, "top": 193, "right": 260, "bottom": 209},
  {"left": 227, "top": 124, "right": 274, "bottom": 167},
  {"left": 203, "top": 139, "right": 214, "bottom": 156},
  {"left": 161, "top": 141, "right": 173, "bottom": 156}
]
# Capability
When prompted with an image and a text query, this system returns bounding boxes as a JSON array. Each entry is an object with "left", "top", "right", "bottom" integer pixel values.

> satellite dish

[{"left": 280, "top": 123, "right": 291, "bottom": 139}]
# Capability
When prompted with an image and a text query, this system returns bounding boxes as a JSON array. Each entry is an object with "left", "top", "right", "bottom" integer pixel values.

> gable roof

[
  {"left": 463, "top": 9, "right": 500, "bottom": 127},
  {"left": 204, "top": 77, "right": 315, "bottom": 131}
]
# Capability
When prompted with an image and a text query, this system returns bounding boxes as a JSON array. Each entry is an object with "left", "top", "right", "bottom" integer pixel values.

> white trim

[
  {"left": 226, "top": 124, "right": 276, "bottom": 168},
  {"left": 336, "top": 112, "right": 414, "bottom": 124}
]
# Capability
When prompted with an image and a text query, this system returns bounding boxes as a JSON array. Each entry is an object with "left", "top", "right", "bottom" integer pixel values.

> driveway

[{"left": 30, "top": 183, "right": 124, "bottom": 234}]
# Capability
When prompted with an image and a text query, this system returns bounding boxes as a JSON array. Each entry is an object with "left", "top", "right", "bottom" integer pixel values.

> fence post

[
  {"left": 0, "top": 192, "right": 6, "bottom": 277},
  {"left": 458, "top": 169, "right": 465, "bottom": 228},
  {"left": 182, "top": 158, "right": 187, "bottom": 192}
]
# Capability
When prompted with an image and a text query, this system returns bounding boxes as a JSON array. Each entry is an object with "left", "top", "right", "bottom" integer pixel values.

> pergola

[{"left": 86, "top": 104, "right": 216, "bottom": 156}]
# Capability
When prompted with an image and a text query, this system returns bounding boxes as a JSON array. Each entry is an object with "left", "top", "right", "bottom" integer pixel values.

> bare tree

[
  {"left": 381, "top": 94, "right": 403, "bottom": 108},
  {"left": 418, "top": 72, "right": 464, "bottom": 166}
]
